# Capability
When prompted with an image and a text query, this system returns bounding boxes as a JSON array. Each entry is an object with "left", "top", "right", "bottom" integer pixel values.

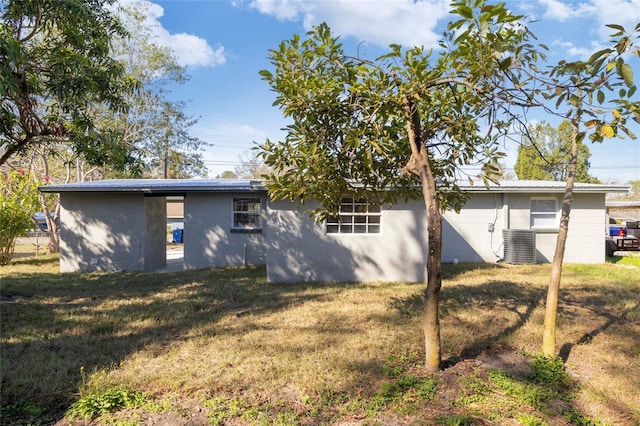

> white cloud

[
  {"left": 539, "top": 0, "right": 594, "bottom": 22},
  {"left": 116, "top": 0, "right": 225, "bottom": 68},
  {"left": 538, "top": 0, "right": 639, "bottom": 37},
  {"left": 590, "top": 0, "right": 640, "bottom": 39},
  {"left": 250, "top": 0, "right": 450, "bottom": 48},
  {"left": 550, "top": 40, "right": 603, "bottom": 59}
]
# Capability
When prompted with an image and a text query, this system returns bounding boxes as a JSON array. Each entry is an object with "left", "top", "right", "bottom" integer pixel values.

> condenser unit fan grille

[{"left": 503, "top": 229, "right": 536, "bottom": 264}]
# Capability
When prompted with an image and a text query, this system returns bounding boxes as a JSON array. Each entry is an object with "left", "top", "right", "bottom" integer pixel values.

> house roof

[
  {"left": 606, "top": 200, "right": 640, "bottom": 208},
  {"left": 39, "top": 179, "right": 266, "bottom": 194},
  {"left": 459, "top": 180, "right": 630, "bottom": 194},
  {"left": 40, "top": 178, "right": 629, "bottom": 195}
]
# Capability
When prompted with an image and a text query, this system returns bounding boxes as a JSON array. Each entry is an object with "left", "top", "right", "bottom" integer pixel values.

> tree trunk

[
  {"left": 541, "top": 117, "right": 580, "bottom": 357},
  {"left": 421, "top": 169, "right": 443, "bottom": 373},
  {"left": 45, "top": 202, "right": 61, "bottom": 254},
  {"left": 402, "top": 96, "right": 443, "bottom": 372}
]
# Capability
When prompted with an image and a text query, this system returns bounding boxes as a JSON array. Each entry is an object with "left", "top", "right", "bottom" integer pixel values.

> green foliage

[
  {"left": 517, "top": 413, "right": 549, "bottom": 426},
  {"left": 515, "top": 121, "right": 600, "bottom": 183},
  {"left": 0, "top": 0, "right": 138, "bottom": 167},
  {"left": 529, "top": 354, "right": 571, "bottom": 389},
  {"left": 258, "top": 2, "right": 542, "bottom": 221},
  {"left": 375, "top": 375, "right": 437, "bottom": 414},
  {"left": 77, "top": 1, "right": 206, "bottom": 179},
  {"left": 565, "top": 409, "right": 609, "bottom": 425},
  {"left": 382, "top": 350, "right": 421, "bottom": 377},
  {"left": 65, "top": 386, "right": 148, "bottom": 420},
  {"left": 486, "top": 355, "right": 572, "bottom": 410},
  {"left": 0, "top": 401, "right": 50, "bottom": 425},
  {"left": 488, "top": 370, "right": 551, "bottom": 409},
  {"left": 435, "top": 414, "right": 473, "bottom": 425},
  {"left": 203, "top": 397, "right": 298, "bottom": 426},
  {"left": 0, "top": 170, "right": 40, "bottom": 265},
  {"left": 455, "top": 372, "right": 493, "bottom": 406},
  {"left": 542, "top": 25, "right": 639, "bottom": 145}
]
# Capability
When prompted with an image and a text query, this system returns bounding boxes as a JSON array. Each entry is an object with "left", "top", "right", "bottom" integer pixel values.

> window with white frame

[
  {"left": 326, "top": 197, "right": 381, "bottom": 234},
  {"left": 530, "top": 198, "right": 559, "bottom": 229},
  {"left": 232, "top": 197, "right": 261, "bottom": 230}
]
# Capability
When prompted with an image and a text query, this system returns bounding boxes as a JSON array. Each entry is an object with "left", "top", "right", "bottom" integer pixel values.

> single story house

[{"left": 40, "top": 179, "right": 628, "bottom": 282}]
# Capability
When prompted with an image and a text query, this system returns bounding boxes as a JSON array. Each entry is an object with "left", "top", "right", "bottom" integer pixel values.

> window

[
  {"left": 530, "top": 198, "right": 558, "bottom": 229},
  {"left": 326, "top": 197, "right": 381, "bottom": 234},
  {"left": 232, "top": 197, "right": 261, "bottom": 230}
]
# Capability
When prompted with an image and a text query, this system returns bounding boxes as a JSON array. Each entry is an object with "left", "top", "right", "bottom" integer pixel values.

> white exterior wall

[
  {"left": 266, "top": 191, "right": 606, "bottom": 282},
  {"left": 59, "top": 193, "right": 166, "bottom": 272},
  {"left": 505, "top": 192, "right": 605, "bottom": 263},
  {"left": 266, "top": 199, "right": 428, "bottom": 283},
  {"left": 442, "top": 194, "right": 506, "bottom": 263},
  {"left": 144, "top": 196, "right": 168, "bottom": 270},
  {"left": 183, "top": 193, "right": 267, "bottom": 269}
]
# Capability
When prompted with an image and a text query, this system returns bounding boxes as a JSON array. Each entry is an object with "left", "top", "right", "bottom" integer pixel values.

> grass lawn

[{"left": 1, "top": 249, "right": 638, "bottom": 425}]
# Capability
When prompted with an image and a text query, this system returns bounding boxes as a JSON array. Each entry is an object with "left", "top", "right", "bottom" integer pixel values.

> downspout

[{"left": 243, "top": 244, "right": 247, "bottom": 266}]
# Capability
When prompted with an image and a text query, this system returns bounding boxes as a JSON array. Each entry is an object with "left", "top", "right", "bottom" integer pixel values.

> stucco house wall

[
  {"left": 441, "top": 193, "right": 507, "bottom": 264},
  {"left": 266, "top": 199, "right": 428, "bottom": 283},
  {"left": 43, "top": 179, "right": 626, "bottom": 278},
  {"left": 504, "top": 192, "right": 605, "bottom": 263},
  {"left": 184, "top": 192, "right": 267, "bottom": 269},
  {"left": 59, "top": 193, "right": 166, "bottom": 272},
  {"left": 144, "top": 196, "right": 168, "bottom": 270},
  {"left": 267, "top": 190, "right": 610, "bottom": 283}
]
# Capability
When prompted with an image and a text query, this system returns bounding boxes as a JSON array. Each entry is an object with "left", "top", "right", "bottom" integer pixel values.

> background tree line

[{"left": 1, "top": 0, "right": 207, "bottom": 258}]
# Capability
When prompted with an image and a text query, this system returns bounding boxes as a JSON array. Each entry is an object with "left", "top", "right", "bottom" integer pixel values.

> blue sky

[{"left": 125, "top": 0, "right": 639, "bottom": 183}]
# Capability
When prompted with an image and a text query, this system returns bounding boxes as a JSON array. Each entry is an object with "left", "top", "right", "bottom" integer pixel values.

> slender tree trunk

[
  {"left": 44, "top": 200, "right": 61, "bottom": 254},
  {"left": 420, "top": 167, "right": 443, "bottom": 373},
  {"left": 542, "top": 115, "right": 581, "bottom": 356},
  {"left": 403, "top": 96, "right": 443, "bottom": 372}
]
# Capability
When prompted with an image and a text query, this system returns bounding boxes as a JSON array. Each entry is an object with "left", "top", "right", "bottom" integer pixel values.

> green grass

[
  {"left": 1, "top": 254, "right": 638, "bottom": 425},
  {"left": 606, "top": 253, "right": 640, "bottom": 268}
]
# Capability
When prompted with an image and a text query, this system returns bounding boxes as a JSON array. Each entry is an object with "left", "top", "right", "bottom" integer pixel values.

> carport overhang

[
  {"left": 39, "top": 179, "right": 267, "bottom": 195},
  {"left": 39, "top": 179, "right": 268, "bottom": 273}
]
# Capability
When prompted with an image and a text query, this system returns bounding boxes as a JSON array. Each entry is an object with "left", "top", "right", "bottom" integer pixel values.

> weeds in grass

[
  {"left": 2, "top": 258, "right": 638, "bottom": 425},
  {"left": 435, "top": 414, "right": 472, "bottom": 425},
  {"left": 565, "top": 409, "right": 609, "bottom": 425},
  {"left": 202, "top": 397, "right": 299, "bottom": 426},
  {"left": 455, "top": 372, "right": 492, "bottom": 407},
  {"left": 517, "top": 413, "right": 549, "bottom": 426},
  {"left": 65, "top": 386, "right": 148, "bottom": 420},
  {"left": 530, "top": 354, "right": 571, "bottom": 389},
  {"left": 0, "top": 402, "right": 50, "bottom": 425}
]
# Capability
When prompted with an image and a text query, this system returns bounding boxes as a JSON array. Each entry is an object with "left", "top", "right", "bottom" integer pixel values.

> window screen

[
  {"left": 326, "top": 197, "right": 381, "bottom": 234},
  {"left": 232, "top": 197, "right": 261, "bottom": 229}
]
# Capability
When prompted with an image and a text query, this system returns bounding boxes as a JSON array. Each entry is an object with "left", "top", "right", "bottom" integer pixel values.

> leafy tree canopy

[
  {"left": 103, "top": 2, "right": 207, "bottom": 179},
  {"left": 258, "top": 2, "right": 540, "bottom": 220},
  {"left": 515, "top": 121, "right": 601, "bottom": 183},
  {"left": 0, "top": 170, "right": 40, "bottom": 264},
  {"left": 258, "top": 0, "right": 544, "bottom": 371},
  {"left": 0, "top": 0, "right": 138, "bottom": 167}
]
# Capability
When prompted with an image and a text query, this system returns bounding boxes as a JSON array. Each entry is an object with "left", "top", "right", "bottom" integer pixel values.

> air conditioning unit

[{"left": 503, "top": 229, "right": 536, "bottom": 264}]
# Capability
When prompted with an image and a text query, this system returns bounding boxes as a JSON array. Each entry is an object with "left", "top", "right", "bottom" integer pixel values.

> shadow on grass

[
  {"left": 1, "top": 265, "right": 371, "bottom": 423},
  {"left": 2, "top": 261, "right": 638, "bottom": 424},
  {"left": 389, "top": 279, "right": 544, "bottom": 366}
]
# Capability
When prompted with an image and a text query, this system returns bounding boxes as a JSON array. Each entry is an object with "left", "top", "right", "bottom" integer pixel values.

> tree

[
  {"left": 515, "top": 120, "right": 600, "bottom": 183},
  {"left": 97, "top": 2, "right": 208, "bottom": 179},
  {"left": 0, "top": 0, "right": 137, "bottom": 167},
  {"left": 0, "top": 170, "right": 40, "bottom": 264},
  {"left": 539, "top": 24, "right": 639, "bottom": 357},
  {"left": 216, "top": 170, "right": 238, "bottom": 179},
  {"left": 234, "top": 150, "right": 271, "bottom": 179},
  {"left": 259, "top": 1, "right": 542, "bottom": 371}
]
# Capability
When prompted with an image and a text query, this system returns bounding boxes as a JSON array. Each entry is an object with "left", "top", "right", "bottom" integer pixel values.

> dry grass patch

[{"left": 1, "top": 255, "right": 638, "bottom": 425}]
